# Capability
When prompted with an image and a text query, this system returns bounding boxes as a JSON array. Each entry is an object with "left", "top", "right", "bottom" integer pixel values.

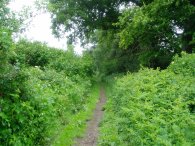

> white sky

[{"left": 9, "top": 0, "right": 83, "bottom": 54}]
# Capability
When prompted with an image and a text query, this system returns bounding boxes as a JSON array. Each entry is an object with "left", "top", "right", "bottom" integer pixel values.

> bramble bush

[{"left": 99, "top": 53, "right": 195, "bottom": 146}]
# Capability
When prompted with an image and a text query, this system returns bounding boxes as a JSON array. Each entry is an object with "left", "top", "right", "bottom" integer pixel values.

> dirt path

[{"left": 75, "top": 87, "right": 106, "bottom": 146}]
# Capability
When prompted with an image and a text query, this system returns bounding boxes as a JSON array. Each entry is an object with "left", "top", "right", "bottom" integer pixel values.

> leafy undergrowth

[
  {"left": 0, "top": 38, "right": 95, "bottom": 145},
  {"left": 98, "top": 53, "right": 195, "bottom": 146}
]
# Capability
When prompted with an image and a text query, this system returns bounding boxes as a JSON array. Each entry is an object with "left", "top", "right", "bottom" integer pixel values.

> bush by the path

[
  {"left": 99, "top": 53, "right": 195, "bottom": 145},
  {"left": 0, "top": 38, "right": 93, "bottom": 145}
]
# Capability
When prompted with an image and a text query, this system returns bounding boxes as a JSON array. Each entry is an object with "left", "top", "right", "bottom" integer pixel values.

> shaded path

[{"left": 75, "top": 87, "right": 106, "bottom": 146}]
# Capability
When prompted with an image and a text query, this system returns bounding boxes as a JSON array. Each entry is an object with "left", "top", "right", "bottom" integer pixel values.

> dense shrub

[
  {"left": 14, "top": 40, "right": 94, "bottom": 77},
  {"left": 99, "top": 54, "right": 195, "bottom": 145},
  {"left": 0, "top": 38, "right": 94, "bottom": 145},
  {"left": 13, "top": 40, "right": 52, "bottom": 67}
]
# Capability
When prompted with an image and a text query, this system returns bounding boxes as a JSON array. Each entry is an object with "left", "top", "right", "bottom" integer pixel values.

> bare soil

[{"left": 75, "top": 87, "right": 106, "bottom": 146}]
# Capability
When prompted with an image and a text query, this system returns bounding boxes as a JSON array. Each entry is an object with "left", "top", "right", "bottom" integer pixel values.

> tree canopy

[
  {"left": 0, "top": 0, "right": 20, "bottom": 32},
  {"left": 48, "top": 0, "right": 147, "bottom": 40},
  {"left": 118, "top": 0, "right": 195, "bottom": 53},
  {"left": 48, "top": 0, "right": 195, "bottom": 73}
]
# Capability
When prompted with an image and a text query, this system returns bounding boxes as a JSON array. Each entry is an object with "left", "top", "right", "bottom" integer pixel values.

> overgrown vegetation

[
  {"left": 0, "top": 35, "right": 95, "bottom": 145},
  {"left": 98, "top": 53, "right": 195, "bottom": 145},
  {"left": 1, "top": 0, "right": 195, "bottom": 145}
]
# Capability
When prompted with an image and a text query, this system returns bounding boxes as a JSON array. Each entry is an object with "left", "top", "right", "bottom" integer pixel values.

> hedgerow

[
  {"left": 99, "top": 53, "right": 195, "bottom": 145},
  {"left": 0, "top": 37, "right": 94, "bottom": 145}
]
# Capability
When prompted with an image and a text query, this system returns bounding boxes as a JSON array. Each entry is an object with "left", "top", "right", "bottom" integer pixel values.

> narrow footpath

[{"left": 75, "top": 87, "right": 106, "bottom": 146}]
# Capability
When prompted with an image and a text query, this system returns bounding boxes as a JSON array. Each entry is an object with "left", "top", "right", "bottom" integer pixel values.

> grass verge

[
  {"left": 98, "top": 77, "right": 122, "bottom": 146},
  {"left": 51, "top": 84, "right": 100, "bottom": 146}
]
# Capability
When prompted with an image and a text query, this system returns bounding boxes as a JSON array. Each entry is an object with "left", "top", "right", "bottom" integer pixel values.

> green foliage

[
  {"left": 99, "top": 54, "right": 195, "bottom": 145},
  {"left": 92, "top": 30, "right": 121, "bottom": 76},
  {"left": 48, "top": 0, "right": 195, "bottom": 75},
  {"left": 138, "top": 49, "right": 174, "bottom": 69},
  {"left": 14, "top": 40, "right": 51, "bottom": 67},
  {"left": 0, "top": 29, "right": 21, "bottom": 98},
  {"left": 1, "top": 65, "right": 90, "bottom": 145},
  {"left": 48, "top": 0, "right": 194, "bottom": 75},
  {"left": 168, "top": 52, "right": 195, "bottom": 76},
  {"left": 0, "top": 38, "right": 94, "bottom": 145},
  {"left": 14, "top": 40, "right": 94, "bottom": 77},
  {"left": 0, "top": 70, "right": 55, "bottom": 145},
  {"left": 92, "top": 30, "right": 140, "bottom": 78},
  {"left": 118, "top": 0, "right": 195, "bottom": 53},
  {"left": 1, "top": 0, "right": 195, "bottom": 145},
  {"left": 47, "top": 0, "right": 141, "bottom": 41},
  {"left": 0, "top": 0, "right": 20, "bottom": 32},
  {"left": 0, "top": 29, "right": 12, "bottom": 74}
]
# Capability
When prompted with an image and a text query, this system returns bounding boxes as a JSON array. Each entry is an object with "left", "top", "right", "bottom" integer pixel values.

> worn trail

[{"left": 75, "top": 87, "right": 106, "bottom": 146}]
